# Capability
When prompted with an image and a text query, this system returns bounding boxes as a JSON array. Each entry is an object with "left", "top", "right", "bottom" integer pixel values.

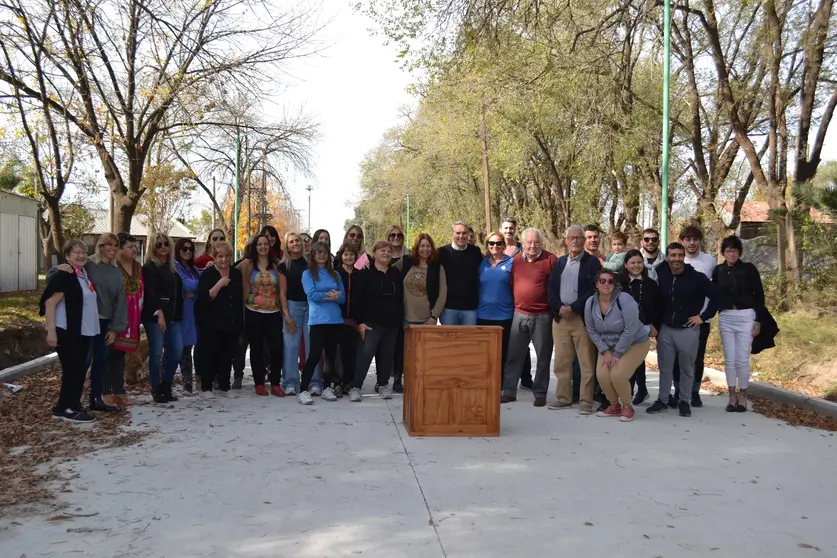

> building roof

[
  {"left": 0, "top": 189, "right": 39, "bottom": 206},
  {"left": 88, "top": 208, "right": 195, "bottom": 238},
  {"left": 719, "top": 200, "right": 833, "bottom": 224}
]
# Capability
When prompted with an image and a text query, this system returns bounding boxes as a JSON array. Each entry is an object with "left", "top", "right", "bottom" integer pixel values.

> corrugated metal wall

[{"left": 0, "top": 213, "right": 38, "bottom": 292}]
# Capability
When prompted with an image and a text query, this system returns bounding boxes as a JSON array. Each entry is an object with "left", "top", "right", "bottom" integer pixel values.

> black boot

[
  {"left": 162, "top": 381, "right": 179, "bottom": 402},
  {"left": 152, "top": 385, "right": 167, "bottom": 404},
  {"left": 89, "top": 396, "right": 118, "bottom": 412},
  {"left": 392, "top": 375, "right": 404, "bottom": 394}
]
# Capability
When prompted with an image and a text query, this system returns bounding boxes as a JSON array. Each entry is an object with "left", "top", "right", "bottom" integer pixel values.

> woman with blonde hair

[
  {"left": 47, "top": 233, "right": 127, "bottom": 412},
  {"left": 142, "top": 232, "right": 185, "bottom": 403},
  {"left": 386, "top": 224, "right": 407, "bottom": 263},
  {"left": 195, "top": 228, "right": 227, "bottom": 270}
]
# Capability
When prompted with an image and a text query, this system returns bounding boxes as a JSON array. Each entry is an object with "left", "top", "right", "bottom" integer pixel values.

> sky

[{"left": 270, "top": 1, "right": 414, "bottom": 239}]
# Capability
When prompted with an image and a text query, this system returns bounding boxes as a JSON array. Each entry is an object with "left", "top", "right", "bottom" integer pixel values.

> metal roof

[{"left": 88, "top": 208, "right": 195, "bottom": 238}]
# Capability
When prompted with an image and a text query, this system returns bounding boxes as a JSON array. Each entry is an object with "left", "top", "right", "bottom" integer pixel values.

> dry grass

[{"left": 0, "top": 290, "right": 42, "bottom": 329}]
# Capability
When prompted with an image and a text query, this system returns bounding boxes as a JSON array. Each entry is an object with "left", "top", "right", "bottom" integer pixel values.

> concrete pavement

[{"left": 1, "top": 365, "right": 836, "bottom": 557}]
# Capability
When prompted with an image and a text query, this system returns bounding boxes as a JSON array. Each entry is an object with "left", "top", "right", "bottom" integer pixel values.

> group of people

[{"left": 40, "top": 216, "right": 770, "bottom": 425}]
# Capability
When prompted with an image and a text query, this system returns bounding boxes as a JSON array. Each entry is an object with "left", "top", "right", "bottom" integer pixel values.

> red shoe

[
  {"left": 271, "top": 385, "right": 285, "bottom": 397},
  {"left": 620, "top": 406, "right": 635, "bottom": 422},
  {"left": 597, "top": 404, "right": 622, "bottom": 417},
  {"left": 255, "top": 385, "right": 268, "bottom": 396}
]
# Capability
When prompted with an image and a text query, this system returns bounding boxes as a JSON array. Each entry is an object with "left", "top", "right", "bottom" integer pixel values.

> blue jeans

[
  {"left": 440, "top": 309, "right": 477, "bottom": 326},
  {"left": 282, "top": 301, "right": 321, "bottom": 391},
  {"left": 84, "top": 318, "right": 111, "bottom": 401},
  {"left": 144, "top": 320, "right": 184, "bottom": 390}
]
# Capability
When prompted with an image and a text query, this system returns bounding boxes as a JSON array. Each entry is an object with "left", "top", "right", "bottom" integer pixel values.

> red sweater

[{"left": 510, "top": 250, "right": 558, "bottom": 314}]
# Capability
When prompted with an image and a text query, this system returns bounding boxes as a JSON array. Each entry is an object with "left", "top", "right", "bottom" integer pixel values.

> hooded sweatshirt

[{"left": 584, "top": 287, "right": 648, "bottom": 358}]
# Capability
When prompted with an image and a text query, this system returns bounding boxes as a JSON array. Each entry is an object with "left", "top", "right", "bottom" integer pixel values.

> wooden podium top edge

[{"left": 405, "top": 325, "right": 504, "bottom": 331}]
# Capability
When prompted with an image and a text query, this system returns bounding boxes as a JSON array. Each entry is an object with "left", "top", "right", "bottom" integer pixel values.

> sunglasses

[
  {"left": 348, "top": 232, "right": 363, "bottom": 239},
  {"left": 181, "top": 246, "right": 194, "bottom": 252},
  {"left": 487, "top": 241, "right": 505, "bottom": 247},
  {"left": 211, "top": 236, "right": 225, "bottom": 242},
  {"left": 389, "top": 232, "right": 404, "bottom": 239},
  {"left": 598, "top": 277, "right": 615, "bottom": 285},
  {"left": 156, "top": 241, "right": 169, "bottom": 248},
  {"left": 643, "top": 237, "right": 659, "bottom": 243}
]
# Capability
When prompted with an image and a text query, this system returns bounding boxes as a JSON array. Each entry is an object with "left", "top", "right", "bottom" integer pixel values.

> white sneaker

[
  {"left": 378, "top": 386, "right": 393, "bottom": 399},
  {"left": 322, "top": 387, "right": 338, "bottom": 401},
  {"left": 217, "top": 390, "right": 237, "bottom": 398},
  {"left": 309, "top": 386, "right": 323, "bottom": 397},
  {"left": 284, "top": 386, "right": 296, "bottom": 396},
  {"left": 200, "top": 391, "right": 216, "bottom": 400},
  {"left": 350, "top": 388, "right": 362, "bottom": 402},
  {"left": 297, "top": 391, "right": 314, "bottom": 405}
]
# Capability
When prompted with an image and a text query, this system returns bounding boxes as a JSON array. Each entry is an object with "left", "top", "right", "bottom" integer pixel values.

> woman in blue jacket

[
  {"left": 477, "top": 231, "right": 515, "bottom": 375},
  {"left": 174, "top": 237, "right": 200, "bottom": 394},
  {"left": 298, "top": 241, "right": 346, "bottom": 405}
]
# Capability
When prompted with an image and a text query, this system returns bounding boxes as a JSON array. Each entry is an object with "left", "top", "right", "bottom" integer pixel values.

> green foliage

[{"left": 60, "top": 203, "right": 94, "bottom": 240}]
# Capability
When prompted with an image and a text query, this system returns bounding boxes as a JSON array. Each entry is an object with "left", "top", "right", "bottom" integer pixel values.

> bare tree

[{"left": 0, "top": 0, "right": 321, "bottom": 232}]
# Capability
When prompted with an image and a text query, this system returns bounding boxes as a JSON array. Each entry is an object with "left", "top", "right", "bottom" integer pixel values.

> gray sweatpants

[
  {"left": 657, "top": 325, "right": 700, "bottom": 404},
  {"left": 502, "top": 312, "right": 553, "bottom": 398}
]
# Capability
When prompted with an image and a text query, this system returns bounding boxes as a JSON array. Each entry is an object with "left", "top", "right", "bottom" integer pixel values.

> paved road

[{"left": 1, "top": 364, "right": 835, "bottom": 557}]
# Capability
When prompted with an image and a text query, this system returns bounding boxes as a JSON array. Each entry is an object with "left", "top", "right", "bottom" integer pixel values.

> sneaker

[
  {"left": 52, "top": 408, "right": 64, "bottom": 420},
  {"left": 297, "top": 391, "right": 314, "bottom": 405},
  {"left": 255, "top": 385, "right": 268, "bottom": 396},
  {"left": 60, "top": 409, "right": 95, "bottom": 424},
  {"left": 392, "top": 381, "right": 404, "bottom": 394},
  {"left": 632, "top": 389, "right": 649, "bottom": 406},
  {"left": 679, "top": 401, "right": 692, "bottom": 417},
  {"left": 578, "top": 407, "right": 593, "bottom": 415},
  {"left": 378, "top": 386, "right": 393, "bottom": 399},
  {"left": 309, "top": 386, "right": 323, "bottom": 397},
  {"left": 597, "top": 405, "right": 622, "bottom": 417},
  {"left": 217, "top": 390, "right": 237, "bottom": 398},
  {"left": 620, "top": 406, "right": 635, "bottom": 422},
  {"left": 349, "top": 388, "right": 362, "bottom": 402},
  {"left": 647, "top": 400, "right": 668, "bottom": 414},
  {"left": 668, "top": 393, "right": 678, "bottom": 408},
  {"left": 691, "top": 393, "right": 703, "bottom": 407},
  {"left": 322, "top": 387, "right": 338, "bottom": 402},
  {"left": 547, "top": 402, "right": 572, "bottom": 410},
  {"left": 284, "top": 386, "right": 297, "bottom": 396},
  {"left": 232, "top": 377, "right": 243, "bottom": 390},
  {"left": 271, "top": 385, "right": 285, "bottom": 397},
  {"left": 596, "top": 401, "right": 610, "bottom": 413},
  {"left": 333, "top": 385, "right": 344, "bottom": 398},
  {"left": 200, "top": 390, "right": 215, "bottom": 400}
]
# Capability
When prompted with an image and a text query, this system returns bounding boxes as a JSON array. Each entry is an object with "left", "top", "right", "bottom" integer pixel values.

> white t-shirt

[
  {"left": 685, "top": 251, "right": 716, "bottom": 320},
  {"left": 55, "top": 274, "right": 101, "bottom": 337}
]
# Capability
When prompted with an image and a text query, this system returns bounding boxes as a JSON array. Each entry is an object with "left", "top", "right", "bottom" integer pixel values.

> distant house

[
  {"left": 0, "top": 190, "right": 38, "bottom": 292},
  {"left": 719, "top": 200, "right": 834, "bottom": 239},
  {"left": 83, "top": 209, "right": 196, "bottom": 260}
]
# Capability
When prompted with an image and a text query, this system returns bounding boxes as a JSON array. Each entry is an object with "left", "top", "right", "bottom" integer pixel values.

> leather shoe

[
  {"left": 89, "top": 397, "right": 118, "bottom": 412},
  {"left": 500, "top": 394, "right": 517, "bottom": 403},
  {"left": 533, "top": 397, "right": 546, "bottom": 407}
]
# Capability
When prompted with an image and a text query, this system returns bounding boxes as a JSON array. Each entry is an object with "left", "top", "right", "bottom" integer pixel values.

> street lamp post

[
  {"left": 233, "top": 132, "right": 248, "bottom": 255},
  {"left": 661, "top": 0, "right": 671, "bottom": 249}
]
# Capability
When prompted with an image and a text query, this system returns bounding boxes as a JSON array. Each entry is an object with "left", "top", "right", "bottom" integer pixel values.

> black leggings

[
  {"left": 198, "top": 327, "right": 238, "bottom": 392},
  {"left": 245, "top": 310, "right": 283, "bottom": 387},
  {"left": 55, "top": 329, "right": 92, "bottom": 413},
  {"left": 630, "top": 362, "right": 647, "bottom": 394},
  {"left": 301, "top": 324, "right": 342, "bottom": 392}
]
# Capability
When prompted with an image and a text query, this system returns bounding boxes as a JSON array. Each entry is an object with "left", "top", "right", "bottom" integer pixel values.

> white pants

[{"left": 718, "top": 309, "right": 756, "bottom": 389}]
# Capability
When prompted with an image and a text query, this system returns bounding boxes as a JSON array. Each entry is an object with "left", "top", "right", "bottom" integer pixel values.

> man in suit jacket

[{"left": 547, "top": 225, "right": 601, "bottom": 414}]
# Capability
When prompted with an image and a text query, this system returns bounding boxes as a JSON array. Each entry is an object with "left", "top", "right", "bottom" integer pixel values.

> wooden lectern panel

[{"left": 403, "top": 325, "right": 501, "bottom": 437}]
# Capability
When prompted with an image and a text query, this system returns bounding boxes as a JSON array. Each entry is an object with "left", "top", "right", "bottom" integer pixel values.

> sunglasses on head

[
  {"left": 156, "top": 241, "right": 169, "bottom": 248},
  {"left": 598, "top": 277, "right": 615, "bottom": 285},
  {"left": 211, "top": 235, "right": 225, "bottom": 242},
  {"left": 389, "top": 232, "right": 404, "bottom": 239},
  {"left": 643, "top": 237, "right": 658, "bottom": 243},
  {"left": 487, "top": 240, "right": 505, "bottom": 247}
]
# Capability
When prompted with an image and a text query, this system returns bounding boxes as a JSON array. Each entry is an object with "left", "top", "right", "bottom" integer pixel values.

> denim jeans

[
  {"left": 439, "top": 309, "right": 478, "bottom": 326},
  {"left": 85, "top": 318, "right": 111, "bottom": 401},
  {"left": 144, "top": 320, "right": 184, "bottom": 390},
  {"left": 282, "top": 301, "right": 321, "bottom": 391}
]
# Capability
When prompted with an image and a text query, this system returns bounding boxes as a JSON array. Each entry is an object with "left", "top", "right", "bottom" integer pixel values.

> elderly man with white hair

[
  {"left": 500, "top": 228, "right": 558, "bottom": 405},
  {"left": 547, "top": 225, "right": 601, "bottom": 414}
]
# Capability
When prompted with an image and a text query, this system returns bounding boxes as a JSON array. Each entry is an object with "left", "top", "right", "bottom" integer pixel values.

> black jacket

[
  {"left": 712, "top": 261, "right": 765, "bottom": 322},
  {"left": 752, "top": 307, "right": 779, "bottom": 354},
  {"left": 656, "top": 263, "right": 718, "bottom": 328},
  {"left": 195, "top": 266, "right": 244, "bottom": 333},
  {"left": 141, "top": 261, "right": 184, "bottom": 323},
  {"left": 621, "top": 275, "right": 663, "bottom": 331},
  {"left": 336, "top": 266, "right": 356, "bottom": 320},
  {"left": 39, "top": 270, "right": 85, "bottom": 335},
  {"left": 547, "top": 251, "right": 601, "bottom": 317},
  {"left": 351, "top": 265, "right": 404, "bottom": 328}
]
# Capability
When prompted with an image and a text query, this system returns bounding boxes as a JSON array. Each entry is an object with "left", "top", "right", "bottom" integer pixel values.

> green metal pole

[
  {"left": 406, "top": 194, "right": 411, "bottom": 247},
  {"left": 234, "top": 134, "right": 240, "bottom": 256},
  {"left": 661, "top": 0, "right": 671, "bottom": 250}
]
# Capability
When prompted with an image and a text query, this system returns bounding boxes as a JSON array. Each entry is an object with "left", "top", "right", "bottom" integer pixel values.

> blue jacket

[
  {"left": 302, "top": 268, "right": 346, "bottom": 326},
  {"left": 547, "top": 251, "right": 601, "bottom": 317},
  {"left": 477, "top": 255, "right": 514, "bottom": 320}
]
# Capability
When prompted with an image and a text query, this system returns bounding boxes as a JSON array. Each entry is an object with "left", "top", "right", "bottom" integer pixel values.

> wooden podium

[{"left": 403, "top": 325, "right": 502, "bottom": 437}]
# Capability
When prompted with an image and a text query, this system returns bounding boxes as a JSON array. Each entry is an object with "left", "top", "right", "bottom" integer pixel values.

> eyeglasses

[
  {"left": 314, "top": 249, "right": 328, "bottom": 256},
  {"left": 181, "top": 246, "right": 194, "bottom": 252},
  {"left": 389, "top": 232, "right": 404, "bottom": 239},
  {"left": 156, "top": 241, "right": 169, "bottom": 248},
  {"left": 487, "top": 241, "right": 505, "bottom": 247},
  {"left": 643, "top": 237, "right": 659, "bottom": 243},
  {"left": 598, "top": 277, "right": 615, "bottom": 285},
  {"left": 211, "top": 236, "right": 225, "bottom": 242},
  {"left": 348, "top": 233, "right": 363, "bottom": 239}
]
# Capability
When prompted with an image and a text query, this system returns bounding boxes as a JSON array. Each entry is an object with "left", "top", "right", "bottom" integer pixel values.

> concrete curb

[
  {"left": 0, "top": 352, "right": 58, "bottom": 384},
  {"left": 647, "top": 350, "right": 837, "bottom": 420}
]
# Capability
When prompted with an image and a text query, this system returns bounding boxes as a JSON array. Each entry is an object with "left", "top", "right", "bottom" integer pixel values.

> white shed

[{"left": 0, "top": 191, "right": 39, "bottom": 292}]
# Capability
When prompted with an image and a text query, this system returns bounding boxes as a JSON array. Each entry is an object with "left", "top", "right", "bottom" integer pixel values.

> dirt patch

[
  {"left": 0, "top": 319, "right": 49, "bottom": 369},
  {"left": 0, "top": 366, "right": 151, "bottom": 516}
]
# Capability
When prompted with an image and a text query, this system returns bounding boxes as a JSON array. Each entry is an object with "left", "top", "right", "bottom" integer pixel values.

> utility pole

[
  {"left": 406, "top": 194, "right": 411, "bottom": 247},
  {"left": 480, "top": 106, "right": 492, "bottom": 237},
  {"left": 211, "top": 176, "right": 216, "bottom": 230},
  {"left": 661, "top": 0, "right": 671, "bottom": 249},
  {"left": 261, "top": 149, "right": 267, "bottom": 230},
  {"left": 305, "top": 185, "right": 313, "bottom": 232}
]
